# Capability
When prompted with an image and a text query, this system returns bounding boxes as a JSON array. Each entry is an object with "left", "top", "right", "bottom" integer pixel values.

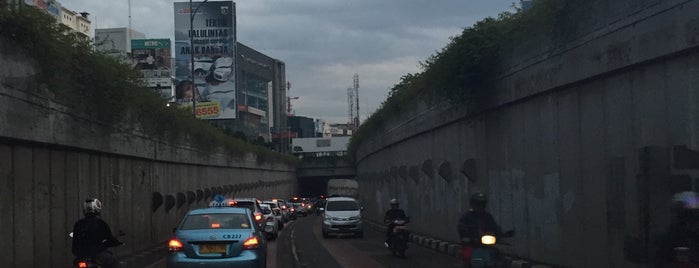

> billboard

[
  {"left": 131, "top": 39, "right": 173, "bottom": 98},
  {"left": 174, "top": 1, "right": 237, "bottom": 119}
]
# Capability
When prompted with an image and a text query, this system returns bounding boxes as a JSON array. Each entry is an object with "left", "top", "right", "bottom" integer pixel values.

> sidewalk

[{"left": 364, "top": 220, "right": 555, "bottom": 268}]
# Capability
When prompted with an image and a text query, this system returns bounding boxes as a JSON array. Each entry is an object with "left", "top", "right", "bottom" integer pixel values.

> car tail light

[
  {"left": 211, "top": 223, "right": 221, "bottom": 228},
  {"left": 77, "top": 261, "right": 88, "bottom": 268},
  {"left": 169, "top": 239, "right": 183, "bottom": 252},
  {"left": 254, "top": 213, "right": 263, "bottom": 221},
  {"left": 243, "top": 236, "right": 259, "bottom": 250},
  {"left": 290, "top": 208, "right": 295, "bottom": 212}
]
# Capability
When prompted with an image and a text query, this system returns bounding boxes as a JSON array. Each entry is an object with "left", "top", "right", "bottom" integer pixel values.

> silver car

[{"left": 321, "top": 197, "right": 364, "bottom": 238}]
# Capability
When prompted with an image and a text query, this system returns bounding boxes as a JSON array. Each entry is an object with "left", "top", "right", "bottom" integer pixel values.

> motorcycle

[
  {"left": 69, "top": 231, "right": 125, "bottom": 268},
  {"left": 463, "top": 230, "right": 514, "bottom": 268},
  {"left": 673, "top": 246, "right": 697, "bottom": 268},
  {"left": 388, "top": 217, "right": 410, "bottom": 258}
]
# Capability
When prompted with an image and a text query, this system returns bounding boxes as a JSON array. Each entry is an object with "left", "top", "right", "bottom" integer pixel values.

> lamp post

[{"left": 189, "top": 0, "right": 209, "bottom": 117}]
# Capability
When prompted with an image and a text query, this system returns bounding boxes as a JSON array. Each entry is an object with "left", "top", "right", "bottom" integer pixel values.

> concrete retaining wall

[
  {"left": 0, "top": 37, "right": 296, "bottom": 267},
  {"left": 354, "top": 0, "right": 699, "bottom": 267}
]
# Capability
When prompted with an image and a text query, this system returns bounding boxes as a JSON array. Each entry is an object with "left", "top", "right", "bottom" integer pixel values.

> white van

[{"left": 321, "top": 197, "right": 363, "bottom": 238}]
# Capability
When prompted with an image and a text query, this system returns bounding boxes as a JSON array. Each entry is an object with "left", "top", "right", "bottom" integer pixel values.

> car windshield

[
  {"left": 180, "top": 213, "right": 251, "bottom": 230},
  {"left": 235, "top": 201, "right": 257, "bottom": 212},
  {"left": 326, "top": 201, "right": 358, "bottom": 211},
  {"left": 265, "top": 203, "right": 278, "bottom": 209}
]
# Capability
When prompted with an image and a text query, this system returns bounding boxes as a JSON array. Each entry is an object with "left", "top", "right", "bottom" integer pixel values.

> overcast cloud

[{"left": 59, "top": 0, "right": 515, "bottom": 124}]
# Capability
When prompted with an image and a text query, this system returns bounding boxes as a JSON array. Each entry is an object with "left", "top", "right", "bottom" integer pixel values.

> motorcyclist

[
  {"left": 656, "top": 191, "right": 699, "bottom": 267},
  {"left": 384, "top": 198, "right": 407, "bottom": 247},
  {"left": 458, "top": 193, "right": 509, "bottom": 267},
  {"left": 71, "top": 198, "right": 123, "bottom": 268}
]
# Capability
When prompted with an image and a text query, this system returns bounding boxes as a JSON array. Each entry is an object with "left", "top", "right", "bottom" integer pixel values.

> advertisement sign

[
  {"left": 174, "top": 1, "right": 237, "bottom": 119},
  {"left": 131, "top": 39, "right": 173, "bottom": 98}
]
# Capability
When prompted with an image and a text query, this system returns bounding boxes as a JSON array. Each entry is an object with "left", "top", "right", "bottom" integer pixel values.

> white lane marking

[{"left": 289, "top": 221, "right": 305, "bottom": 267}]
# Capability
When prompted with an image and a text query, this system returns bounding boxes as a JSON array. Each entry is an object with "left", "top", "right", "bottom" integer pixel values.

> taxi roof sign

[{"left": 209, "top": 194, "right": 237, "bottom": 207}]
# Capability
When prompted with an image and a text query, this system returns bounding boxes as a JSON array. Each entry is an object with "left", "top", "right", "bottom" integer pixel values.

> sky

[{"left": 59, "top": 0, "right": 516, "bottom": 124}]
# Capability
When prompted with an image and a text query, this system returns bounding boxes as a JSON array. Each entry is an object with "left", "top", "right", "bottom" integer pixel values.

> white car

[
  {"left": 260, "top": 203, "right": 279, "bottom": 240},
  {"left": 263, "top": 201, "right": 285, "bottom": 230},
  {"left": 322, "top": 197, "right": 363, "bottom": 238}
]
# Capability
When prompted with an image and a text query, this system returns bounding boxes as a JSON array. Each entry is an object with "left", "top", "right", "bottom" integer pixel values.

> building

[
  {"left": 21, "top": 0, "right": 90, "bottom": 37},
  {"left": 94, "top": 27, "right": 146, "bottom": 62},
  {"left": 218, "top": 42, "right": 287, "bottom": 147},
  {"left": 288, "top": 116, "right": 316, "bottom": 139}
]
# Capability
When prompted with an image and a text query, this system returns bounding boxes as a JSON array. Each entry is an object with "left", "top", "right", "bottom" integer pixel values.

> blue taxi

[{"left": 167, "top": 196, "right": 267, "bottom": 268}]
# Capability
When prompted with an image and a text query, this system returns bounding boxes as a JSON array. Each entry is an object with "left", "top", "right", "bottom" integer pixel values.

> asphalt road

[{"left": 145, "top": 214, "right": 461, "bottom": 268}]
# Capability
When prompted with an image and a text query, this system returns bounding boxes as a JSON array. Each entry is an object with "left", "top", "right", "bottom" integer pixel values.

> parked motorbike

[
  {"left": 466, "top": 230, "right": 514, "bottom": 268},
  {"left": 389, "top": 217, "right": 410, "bottom": 258}
]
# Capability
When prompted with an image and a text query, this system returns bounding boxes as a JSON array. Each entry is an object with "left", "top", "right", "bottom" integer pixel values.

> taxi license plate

[{"left": 200, "top": 244, "right": 226, "bottom": 254}]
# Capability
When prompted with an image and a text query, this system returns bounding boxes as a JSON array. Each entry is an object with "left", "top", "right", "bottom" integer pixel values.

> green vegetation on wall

[
  {"left": 348, "top": 0, "right": 569, "bottom": 161},
  {"left": 0, "top": 3, "right": 296, "bottom": 164}
]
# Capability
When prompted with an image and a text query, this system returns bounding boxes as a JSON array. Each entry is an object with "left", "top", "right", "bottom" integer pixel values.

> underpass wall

[
  {"left": 354, "top": 0, "right": 699, "bottom": 267},
  {"left": 0, "top": 37, "right": 296, "bottom": 267}
]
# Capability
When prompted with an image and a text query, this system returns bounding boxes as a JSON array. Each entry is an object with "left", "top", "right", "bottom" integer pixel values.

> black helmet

[{"left": 470, "top": 193, "right": 488, "bottom": 209}]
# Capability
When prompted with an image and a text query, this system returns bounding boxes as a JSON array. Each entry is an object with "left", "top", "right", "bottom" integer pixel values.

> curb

[{"left": 365, "top": 220, "right": 554, "bottom": 268}]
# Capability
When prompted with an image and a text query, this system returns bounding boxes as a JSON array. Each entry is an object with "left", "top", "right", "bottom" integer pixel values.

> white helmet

[
  {"left": 390, "top": 198, "right": 399, "bottom": 205},
  {"left": 211, "top": 56, "right": 233, "bottom": 82},
  {"left": 83, "top": 198, "right": 102, "bottom": 215}
]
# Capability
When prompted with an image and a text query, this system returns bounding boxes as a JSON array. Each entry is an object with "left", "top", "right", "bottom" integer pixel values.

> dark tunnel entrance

[{"left": 297, "top": 177, "right": 330, "bottom": 198}]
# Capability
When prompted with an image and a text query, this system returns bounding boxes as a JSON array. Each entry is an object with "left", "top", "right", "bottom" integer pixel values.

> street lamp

[{"left": 189, "top": 0, "right": 209, "bottom": 117}]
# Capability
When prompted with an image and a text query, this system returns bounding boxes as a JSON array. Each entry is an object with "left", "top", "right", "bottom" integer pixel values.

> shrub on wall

[
  {"left": 348, "top": 0, "right": 569, "bottom": 162},
  {"left": 0, "top": 3, "right": 296, "bottom": 164}
]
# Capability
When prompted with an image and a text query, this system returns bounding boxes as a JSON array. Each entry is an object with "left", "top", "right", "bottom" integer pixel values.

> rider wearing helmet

[
  {"left": 384, "top": 198, "right": 407, "bottom": 247},
  {"left": 656, "top": 191, "right": 699, "bottom": 266},
  {"left": 458, "top": 193, "right": 506, "bottom": 267},
  {"left": 71, "top": 198, "right": 123, "bottom": 268}
]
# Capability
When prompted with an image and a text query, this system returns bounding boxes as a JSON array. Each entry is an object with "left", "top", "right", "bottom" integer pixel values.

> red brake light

[
  {"left": 254, "top": 213, "right": 263, "bottom": 221},
  {"left": 227, "top": 200, "right": 237, "bottom": 206},
  {"left": 78, "top": 261, "right": 88, "bottom": 268},
  {"left": 243, "top": 236, "right": 259, "bottom": 249},
  {"left": 211, "top": 223, "right": 220, "bottom": 228},
  {"left": 169, "top": 239, "right": 183, "bottom": 252},
  {"left": 290, "top": 208, "right": 295, "bottom": 212}
]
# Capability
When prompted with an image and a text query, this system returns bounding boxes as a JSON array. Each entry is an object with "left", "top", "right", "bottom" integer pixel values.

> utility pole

[{"left": 354, "top": 73, "right": 360, "bottom": 131}]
